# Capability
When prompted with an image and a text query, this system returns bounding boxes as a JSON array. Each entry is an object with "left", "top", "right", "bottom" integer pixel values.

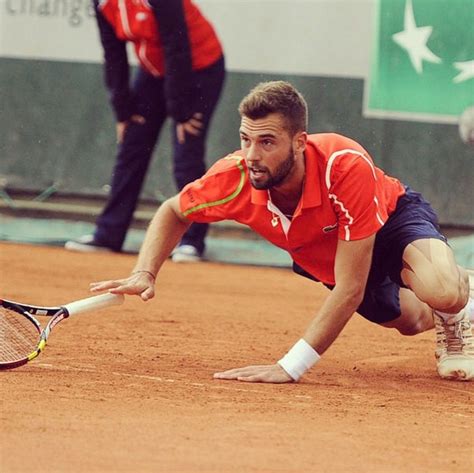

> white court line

[
  {"left": 36, "top": 363, "right": 313, "bottom": 398},
  {"left": 35, "top": 363, "right": 473, "bottom": 397},
  {"left": 437, "top": 385, "right": 473, "bottom": 395},
  {"left": 113, "top": 371, "right": 174, "bottom": 383},
  {"left": 37, "top": 363, "right": 97, "bottom": 373}
]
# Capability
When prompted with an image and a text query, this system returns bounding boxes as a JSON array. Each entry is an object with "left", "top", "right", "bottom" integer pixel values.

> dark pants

[{"left": 95, "top": 56, "right": 226, "bottom": 253}]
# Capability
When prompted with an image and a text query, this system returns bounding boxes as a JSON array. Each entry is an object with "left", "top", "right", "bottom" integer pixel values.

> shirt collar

[{"left": 300, "top": 140, "right": 321, "bottom": 208}]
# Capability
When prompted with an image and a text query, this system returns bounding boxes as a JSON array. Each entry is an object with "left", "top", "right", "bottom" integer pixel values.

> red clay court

[{"left": 1, "top": 242, "right": 472, "bottom": 472}]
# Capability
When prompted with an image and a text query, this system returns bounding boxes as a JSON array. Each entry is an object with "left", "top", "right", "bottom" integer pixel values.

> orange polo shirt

[{"left": 180, "top": 133, "right": 405, "bottom": 284}]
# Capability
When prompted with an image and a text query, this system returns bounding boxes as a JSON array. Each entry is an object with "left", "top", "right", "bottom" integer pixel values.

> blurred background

[{"left": 0, "top": 0, "right": 472, "bottom": 265}]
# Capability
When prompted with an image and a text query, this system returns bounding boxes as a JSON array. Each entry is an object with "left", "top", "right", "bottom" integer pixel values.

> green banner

[{"left": 366, "top": 0, "right": 474, "bottom": 123}]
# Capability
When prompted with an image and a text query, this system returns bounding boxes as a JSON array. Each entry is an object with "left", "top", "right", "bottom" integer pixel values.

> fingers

[
  {"left": 187, "top": 115, "right": 204, "bottom": 130},
  {"left": 176, "top": 113, "right": 204, "bottom": 144},
  {"left": 116, "top": 116, "right": 145, "bottom": 143},
  {"left": 214, "top": 365, "right": 272, "bottom": 379},
  {"left": 236, "top": 374, "right": 266, "bottom": 383},
  {"left": 90, "top": 279, "right": 125, "bottom": 292},
  {"left": 214, "top": 364, "right": 294, "bottom": 384},
  {"left": 90, "top": 280, "right": 135, "bottom": 295},
  {"left": 185, "top": 115, "right": 204, "bottom": 134},
  {"left": 130, "top": 114, "right": 146, "bottom": 124},
  {"left": 116, "top": 122, "right": 127, "bottom": 144},
  {"left": 91, "top": 281, "right": 155, "bottom": 300},
  {"left": 140, "top": 287, "right": 155, "bottom": 301},
  {"left": 176, "top": 123, "right": 185, "bottom": 144},
  {"left": 109, "top": 283, "right": 147, "bottom": 296},
  {"left": 183, "top": 122, "right": 202, "bottom": 137},
  {"left": 90, "top": 273, "right": 155, "bottom": 300}
]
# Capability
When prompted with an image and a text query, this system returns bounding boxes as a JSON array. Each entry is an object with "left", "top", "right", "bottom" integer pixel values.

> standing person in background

[
  {"left": 66, "top": 0, "right": 225, "bottom": 262},
  {"left": 89, "top": 81, "right": 474, "bottom": 383}
]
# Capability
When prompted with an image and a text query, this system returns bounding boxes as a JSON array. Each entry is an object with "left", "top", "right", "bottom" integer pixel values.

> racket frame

[
  {"left": 0, "top": 300, "right": 70, "bottom": 369},
  {"left": 0, "top": 294, "right": 123, "bottom": 369}
]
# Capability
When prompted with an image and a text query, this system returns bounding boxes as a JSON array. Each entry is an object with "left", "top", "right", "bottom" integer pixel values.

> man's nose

[{"left": 245, "top": 143, "right": 260, "bottom": 163}]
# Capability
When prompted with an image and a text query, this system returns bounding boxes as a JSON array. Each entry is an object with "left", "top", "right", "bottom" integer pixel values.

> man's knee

[
  {"left": 395, "top": 317, "right": 429, "bottom": 336},
  {"left": 402, "top": 239, "right": 468, "bottom": 312},
  {"left": 382, "top": 291, "right": 434, "bottom": 335},
  {"left": 418, "top": 271, "right": 465, "bottom": 311}
]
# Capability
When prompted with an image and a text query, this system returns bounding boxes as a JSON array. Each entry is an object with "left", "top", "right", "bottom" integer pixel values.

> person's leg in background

[
  {"left": 171, "top": 57, "right": 226, "bottom": 262},
  {"left": 66, "top": 68, "right": 168, "bottom": 252}
]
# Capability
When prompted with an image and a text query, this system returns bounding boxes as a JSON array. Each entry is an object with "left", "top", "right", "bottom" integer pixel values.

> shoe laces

[{"left": 435, "top": 310, "right": 474, "bottom": 356}]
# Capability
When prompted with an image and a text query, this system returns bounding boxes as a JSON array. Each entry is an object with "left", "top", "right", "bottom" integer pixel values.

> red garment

[
  {"left": 99, "top": 0, "right": 222, "bottom": 76},
  {"left": 180, "top": 133, "right": 406, "bottom": 284}
]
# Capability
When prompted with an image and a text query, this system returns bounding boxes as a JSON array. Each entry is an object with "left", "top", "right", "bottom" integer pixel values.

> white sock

[
  {"left": 435, "top": 298, "right": 474, "bottom": 322},
  {"left": 467, "top": 298, "right": 474, "bottom": 323},
  {"left": 435, "top": 310, "right": 458, "bottom": 322}
]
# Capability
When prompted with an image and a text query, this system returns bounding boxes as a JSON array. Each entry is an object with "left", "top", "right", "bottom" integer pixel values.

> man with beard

[{"left": 90, "top": 81, "right": 474, "bottom": 383}]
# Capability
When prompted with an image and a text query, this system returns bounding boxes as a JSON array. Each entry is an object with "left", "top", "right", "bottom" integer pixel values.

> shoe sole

[
  {"left": 438, "top": 370, "right": 473, "bottom": 381},
  {"left": 65, "top": 241, "right": 115, "bottom": 253},
  {"left": 171, "top": 255, "right": 202, "bottom": 263},
  {"left": 437, "top": 357, "right": 474, "bottom": 381}
]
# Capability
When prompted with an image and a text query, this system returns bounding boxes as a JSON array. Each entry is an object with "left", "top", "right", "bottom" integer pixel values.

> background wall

[{"left": 1, "top": 0, "right": 473, "bottom": 225}]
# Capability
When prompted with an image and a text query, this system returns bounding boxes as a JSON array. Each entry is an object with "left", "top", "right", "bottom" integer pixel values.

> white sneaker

[
  {"left": 65, "top": 235, "right": 115, "bottom": 253},
  {"left": 434, "top": 308, "right": 474, "bottom": 381},
  {"left": 467, "top": 269, "right": 474, "bottom": 323},
  {"left": 171, "top": 244, "right": 202, "bottom": 263}
]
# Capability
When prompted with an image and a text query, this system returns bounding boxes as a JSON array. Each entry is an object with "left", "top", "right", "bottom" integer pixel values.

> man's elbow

[
  {"left": 161, "top": 195, "right": 190, "bottom": 225},
  {"left": 351, "top": 290, "right": 365, "bottom": 309},
  {"left": 339, "top": 283, "right": 366, "bottom": 309}
]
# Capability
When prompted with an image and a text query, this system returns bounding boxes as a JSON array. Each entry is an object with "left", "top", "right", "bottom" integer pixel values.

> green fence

[{"left": 1, "top": 57, "right": 472, "bottom": 226}]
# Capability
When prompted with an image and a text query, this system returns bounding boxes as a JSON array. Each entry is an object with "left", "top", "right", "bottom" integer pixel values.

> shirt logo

[{"left": 322, "top": 223, "right": 338, "bottom": 233}]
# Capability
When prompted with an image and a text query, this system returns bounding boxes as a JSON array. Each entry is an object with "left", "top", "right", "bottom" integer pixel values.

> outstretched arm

[
  {"left": 214, "top": 235, "right": 375, "bottom": 383},
  {"left": 90, "top": 195, "right": 190, "bottom": 300}
]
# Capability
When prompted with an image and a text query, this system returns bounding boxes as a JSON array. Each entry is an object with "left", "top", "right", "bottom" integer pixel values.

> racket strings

[{"left": 0, "top": 307, "right": 40, "bottom": 362}]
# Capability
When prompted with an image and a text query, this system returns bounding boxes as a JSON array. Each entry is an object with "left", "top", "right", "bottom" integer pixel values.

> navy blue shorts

[{"left": 293, "top": 187, "right": 447, "bottom": 324}]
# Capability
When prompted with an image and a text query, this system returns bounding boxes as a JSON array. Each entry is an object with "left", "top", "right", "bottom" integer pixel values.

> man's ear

[{"left": 294, "top": 131, "right": 307, "bottom": 154}]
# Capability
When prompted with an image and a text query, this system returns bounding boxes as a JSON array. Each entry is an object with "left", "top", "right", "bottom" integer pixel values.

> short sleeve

[
  {"left": 179, "top": 157, "right": 247, "bottom": 223},
  {"left": 327, "top": 152, "right": 384, "bottom": 241}
]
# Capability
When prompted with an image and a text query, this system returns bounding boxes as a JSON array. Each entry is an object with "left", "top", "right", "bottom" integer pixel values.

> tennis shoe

[
  {"left": 434, "top": 308, "right": 474, "bottom": 381},
  {"left": 171, "top": 244, "right": 202, "bottom": 263},
  {"left": 468, "top": 269, "right": 474, "bottom": 322},
  {"left": 65, "top": 235, "right": 115, "bottom": 253}
]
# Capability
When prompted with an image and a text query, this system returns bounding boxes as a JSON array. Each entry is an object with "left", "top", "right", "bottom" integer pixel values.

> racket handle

[{"left": 63, "top": 293, "right": 124, "bottom": 316}]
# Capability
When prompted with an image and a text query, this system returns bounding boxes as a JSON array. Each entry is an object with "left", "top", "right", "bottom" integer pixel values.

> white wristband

[{"left": 277, "top": 339, "right": 321, "bottom": 381}]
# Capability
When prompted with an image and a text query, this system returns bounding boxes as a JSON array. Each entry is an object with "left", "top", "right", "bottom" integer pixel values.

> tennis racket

[{"left": 0, "top": 293, "right": 124, "bottom": 370}]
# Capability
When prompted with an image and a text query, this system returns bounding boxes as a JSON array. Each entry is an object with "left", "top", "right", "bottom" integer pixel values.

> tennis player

[{"left": 91, "top": 81, "right": 474, "bottom": 383}]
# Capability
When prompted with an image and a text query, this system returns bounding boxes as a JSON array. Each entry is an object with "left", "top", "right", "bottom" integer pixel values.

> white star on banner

[
  {"left": 392, "top": 0, "right": 442, "bottom": 74},
  {"left": 453, "top": 60, "right": 474, "bottom": 83}
]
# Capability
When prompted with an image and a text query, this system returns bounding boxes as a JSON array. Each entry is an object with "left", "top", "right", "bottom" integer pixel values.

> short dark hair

[{"left": 238, "top": 81, "right": 308, "bottom": 135}]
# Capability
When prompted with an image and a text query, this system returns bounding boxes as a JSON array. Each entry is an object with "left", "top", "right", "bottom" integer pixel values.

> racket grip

[{"left": 63, "top": 293, "right": 124, "bottom": 316}]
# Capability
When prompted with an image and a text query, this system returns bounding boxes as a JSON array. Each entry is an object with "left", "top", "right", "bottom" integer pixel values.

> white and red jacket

[{"left": 94, "top": 0, "right": 223, "bottom": 122}]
